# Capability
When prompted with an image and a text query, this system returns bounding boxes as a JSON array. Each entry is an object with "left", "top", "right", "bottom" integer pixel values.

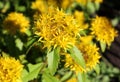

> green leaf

[
  {"left": 86, "top": 1, "right": 96, "bottom": 14},
  {"left": 18, "top": 6, "right": 26, "bottom": 12},
  {"left": 60, "top": 71, "right": 73, "bottom": 82},
  {"left": 100, "top": 41, "right": 106, "bottom": 52},
  {"left": 77, "top": 72, "right": 86, "bottom": 82},
  {"left": 25, "top": 37, "right": 39, "bottom": 48},
  {"left": 94, "top": 2, "right": 100, "bottom": 11},
  {"left": 15, "top": 38, "right": 23, "bottom": 51},
  {"left": 111, "top": 18, "right": 119, "bottom": 26},
  {"left": 47, "top": 47, "right": 60, "bottom": 75},
  {"left": 25, "top": 36, "right": 39, "bottom": 54},
  {"left": 22, "top": 63, "right": 44, "bottom": 82},
  {"left": 94, "top": 64, "right": 100, "bottom": 75},
  {"left": 69, "top": 46, "right": 85, "bottom": 69},
  {"left": 42, "top": 69, "right": 60, "bottom": 82}
]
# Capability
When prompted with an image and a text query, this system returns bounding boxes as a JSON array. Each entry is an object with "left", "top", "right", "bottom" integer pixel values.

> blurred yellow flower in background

[
  {"left": 34, "top": 7, "right": 81, "bottom": 51},
  {"left": 31, "top": 0, "right": 47, "bottom": 13},
  {"left": 91, "top": 16, "right": 118, "bottom": 46},
  {"left": 76, "top": 0, "right": 87, "bottom": 6},
  {"left": 60, "top": 0, "right": 74, "bottom": 9},
  {"left": 3, "top": 12, "right": 30, "bottom": 34},
  {"left": 91, "top": 0, "right": 103, "bottom": 3},
  {"left": 74, "top": 10, "right": 88, "bottom": 30},
  {"left": 0, "top": 56, "right": 23, "bottom": 82}
]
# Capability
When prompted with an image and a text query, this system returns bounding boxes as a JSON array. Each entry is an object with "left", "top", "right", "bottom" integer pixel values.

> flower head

[
  {"left": 31, "top": 0, "right": 47, "bottom": 13},
  {"left": 74, "top": 11, "right": 88, "bottom": 29},
  {"left": 77, "top": 41, "right": 101, "bottom": 71},
  {"left": 90, "top": 16, "right": 118, "bottom": 46},
  {"left": 34, "top": 7, "right": 81, "bottom": 51},
  {"left": 64, "top": 36, "right": 101, "bottom": 73},
  {"left": 60, "top": 0, "right": 74, "bottom": 9},
  {"left": 0, "top": 56, "right": 23, "bottom": 82},
  {"left": 3, "top": 12, "right": 30, "bottom": 34}
]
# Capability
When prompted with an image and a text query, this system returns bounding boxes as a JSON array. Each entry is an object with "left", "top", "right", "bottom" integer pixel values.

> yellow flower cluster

[
  {"left": 77, "top": 36, "right": 101, "bottom": 71},
  {"left": 91, "top": 0, "right": 103, "bottom": 3},
  {"left": 64, "top": 36, "right": 101, "bottom": 73},
  {"left": 3, "top": 12, "right": 30, "bottom": 34},
  {"left": 0, "top": 56, "right": 23, "bottom": 82},
  {"left": 31, "top": 0, "right": 47, "bottom": 13},
  {"left": 31, "top": 0, "right": 103, "bottom": 12},
  {"left": 34, "top": 7, "right": 81, "bottom": 51},
  {"left": 91, "top": 16, "right": 118, "bottom": 46},
  {"left": 74, "top": 11, "right": 88, "bottom": 30}
]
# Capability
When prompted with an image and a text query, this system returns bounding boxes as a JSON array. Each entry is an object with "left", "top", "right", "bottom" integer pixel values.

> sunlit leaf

[
  {"left": 60, "top": 71, "right": 73, "bottom": 82},
  {"left": 69, "top": 46, "right": 85, "bottom": 69},
  {"left": 77, "top": 72, "right": 86, "bottom": 82},
  {"left": 42, "top": 69, "right": 60, "bottom": 82},
  {"left": 47, "top": 47, "right": 60, "bottom": 75},
  {"left": 100, "top": 41, "right": 106, "bottom": 52},
  {"left": 15, "top": 38, "right": 23, "bottom": 51},
  {"left": 94, "top": 64, "right": 100, "bottom": 75},
  {"left": 22, "top": 63, "right": 44, "bottom": 82}
]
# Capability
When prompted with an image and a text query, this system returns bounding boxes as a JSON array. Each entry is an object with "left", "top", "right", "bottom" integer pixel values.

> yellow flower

[
  {"left": 91, "top": 16, "right": 118, "bottom": 46},
  {"left": 74, "top": 11, "right": 88, "bottom": 29},
  {"left": 80, "top": 35, "right": 93, "bottom": 44},
  {"left": 64, "top": 53, "right": 86, "bottom": 73},
  {"left": 76, "top": 0, "right": 87, "bottom": 6},
  {"left": 60, "top": 0, "right": 74, "bottom": 9},
  {"left": 77, "top": 42, "right": 101, "bottom": 71},
  {"left": 3, "top": 12, "right": 30, "bottom": 34},
  {"left": 91, "top": 0, "right": 103, "bottom": 3},
  {"left": 64, "top": 36, "right": 101, "bottom": 73},
  {"left": 31, "top": 0, "right": 47, "bottom": 13},
  {"left": 47, "top": 0, "right": 59, "bottom": 7},
  {"left": 34, "top": 7, "right": 81, "bottom": 51},
  {"left": 0, "top": 56, "right": 23, "bottom": 82},
  {"left": 76, "top": 0, "right": 103, "bottom": 6}
]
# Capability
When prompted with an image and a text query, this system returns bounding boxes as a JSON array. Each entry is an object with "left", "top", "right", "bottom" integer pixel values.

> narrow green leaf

[
  {"left": 77, "top": 72, "right": 86, "bottom": 82},
  {"left": 42, "top": 70, "right": 60, "bottom": 82},
  {"left": 94, "top": 64, "right": 100, "bottom": 75},
  {"left": 25, "top": 36, "right": 39, "bottom": 54},
  {"left": 47, "top": 47, "right": 60, "bottom": 75},
  {"left": 22, "top": 63, "right": 44, "bottom": 82},
  {"left": 69, "top": 46, "right": 85, "bottom": 69},
  {"left": 25, "top": 37, "right": 39, "bottom": 48},
  {"left": 60, "top": 71, "right": 73, "bottom": 82},
  {"left": 100, "top": 41, "right": 106, "bottom": 52}
]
